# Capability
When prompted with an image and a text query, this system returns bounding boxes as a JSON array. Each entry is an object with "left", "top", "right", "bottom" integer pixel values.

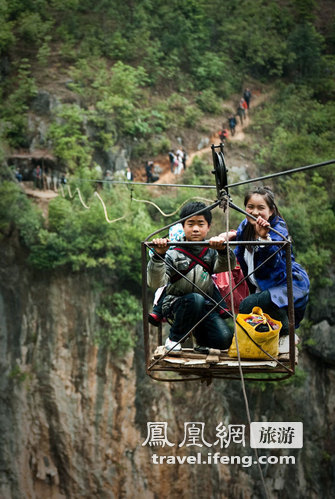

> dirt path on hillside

[
  {"left": 21, "top": 182, "right": 59, "bottom": 218},
  {"left": 156, "top": 90, "right": 271, "bottom": 185},
  {"left": 20, "top": 89, "right": 271, "bottom": 205}
]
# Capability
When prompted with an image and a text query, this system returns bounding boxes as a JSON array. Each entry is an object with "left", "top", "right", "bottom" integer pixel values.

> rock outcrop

[{"left": 0, "top": 238, "right": 334, "bottom": 498}]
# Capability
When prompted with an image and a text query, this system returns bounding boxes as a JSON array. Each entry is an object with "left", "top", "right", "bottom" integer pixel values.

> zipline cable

[
  {"left": 55, "top": 156, "right": 334, "bottom": 223},
  {"left": 226, "top": 158, "right": 335, "bottom": 189},
  {"left": 76, "top": 179, "right": 216, "bottom": 189},
  {"left": 73, "top": 158, "right": 335, "bottom": 190}
]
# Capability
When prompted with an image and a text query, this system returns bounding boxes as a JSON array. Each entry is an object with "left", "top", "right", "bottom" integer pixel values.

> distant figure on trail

[
  {"left": 237, "top": 98, "right": 246, "bottom": 125},
  {"left": 228, "top": 115, "right": 237, "bottom": 136},
  {"left": 33, "top": 165, "right": 42, "bottom": 189},
  {"left": 145, "top": 161, "right": 154, "bottom": 183},
  {"left": 104, "top": 170, "right": 113, "bottom": 190},
  {"left": 44, "top": 169, "right": 52, "bottom": 190},
  {"left": 175, "top": 148, "right": 184, "bottom": 175},
  {"left": 147, "top": 201, "right": 236, "bottom": 352},
  {"left": 126, "top": 167, "right": 134, "bottom": 181},
  {"left": 15, "top": 168, "right": 22, "bottom": 182},
  {"left": 182, "top": 148, "right": 188, "bottom": 170},
  {"left": 219, "top": 128, "right": 229, "bottom": 142},
  {"left": 52, "top": 171, "right": 59, "bottom": 191},
  {"left": 243, "top": 88, "right": 252, "bottom": 109},
  {"left": 168, "top": 150, "right": 175, "bottom": 172}
]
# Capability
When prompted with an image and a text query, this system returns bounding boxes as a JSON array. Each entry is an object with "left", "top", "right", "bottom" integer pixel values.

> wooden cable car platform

[
  {"left": 148, "top": 336, "right": 298, "bottom": 381},
  {"left": 142, "top": 145, "right": 300, "bottom": 382}
]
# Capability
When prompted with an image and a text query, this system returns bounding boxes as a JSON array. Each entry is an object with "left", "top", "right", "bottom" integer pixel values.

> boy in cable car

[{"left": 147, "top": 201, "right": 236, "bottom": 352}]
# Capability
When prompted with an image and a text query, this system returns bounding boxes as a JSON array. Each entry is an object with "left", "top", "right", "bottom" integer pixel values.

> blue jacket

[{"left": 235, "top": 216, "right": 310, "bottom": 327}]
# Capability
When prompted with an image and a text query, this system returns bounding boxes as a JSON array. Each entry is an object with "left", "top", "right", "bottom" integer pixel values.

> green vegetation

[
  {"left": 9, "top": 363, "right": 30, "bottom": 383},
  {"left": 95, "top": 291, "right": 141, "bottom": 355},
  {"left": 1, "top": 0, "right": 334, "bottom": 159},
  {"left": 245, "top": 367, "right": 308, "bottom": 391},
  {"left": 0, "top": 180, "right": 155, "bottom": 287},
  {"left": 0, "top": 180, "right": 43, "bottom": 245},
  {"left": 0, "top": 0, "right": 334, "bottom": 354},
  {"left": 250, "top": 84, "right": 335, "bottom": 317}
]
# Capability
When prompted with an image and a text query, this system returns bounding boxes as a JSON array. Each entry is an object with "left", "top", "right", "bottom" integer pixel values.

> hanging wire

[
  {"left": 72, "top": 158, "right": 335, "bottom": 190},
  {"left": 58, "top": 183, "right": 129, "bottom": 224},
  {"left": 55, "top": 173, "right": 218, "bottom": 222},
  {"left": 224, "top": 198, "right": 270, "bottom": 499},
  {"left": 63, "top": 179, "right": 216, "bottom": 221},
  {"left": 67, "top": 183, "right": 74, "bottom": 198},
  {"left": 76, "top": 188, "right": 90, "bottom": 209},
  {"left": 226, "top": 158, "right": 335, "bottom": 189},
  {"left": 93, "top": 191, "right": 128, "bottom": 224},
  {"left": 59, "top": 184, "right": 65, "bottom": 197},
  {"left": 53, "top": 155, "right": 334, "bottom": 226},
  {"left": 77, "top": 178, "right": 217, "bottom": 189},
  {"left": 132, "top": 196, "right": 215, "bottom": 217}
]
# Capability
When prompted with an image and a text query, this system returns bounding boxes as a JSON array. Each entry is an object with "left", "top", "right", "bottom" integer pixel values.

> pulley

[{"left": 211, "top": 143, "right": 228, "bottom": 198}]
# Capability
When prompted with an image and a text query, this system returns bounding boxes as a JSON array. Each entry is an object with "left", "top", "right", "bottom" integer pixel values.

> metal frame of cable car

[{"left": 141, "top": 144, "right": 297, "bottom": 383}]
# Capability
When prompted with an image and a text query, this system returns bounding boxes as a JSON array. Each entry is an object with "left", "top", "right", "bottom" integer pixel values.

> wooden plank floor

[{"left": 149, "top": 336, "right": 298, "bottom": 378}]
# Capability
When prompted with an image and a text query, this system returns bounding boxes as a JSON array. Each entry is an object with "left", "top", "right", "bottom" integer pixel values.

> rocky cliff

[{"left": 0, "top": 238, "right": 334, "bottom": 499}]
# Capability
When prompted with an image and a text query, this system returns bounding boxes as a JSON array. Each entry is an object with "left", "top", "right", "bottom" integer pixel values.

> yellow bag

[{"left": 228, "top": 306, "right": 282, "bottom": 359}]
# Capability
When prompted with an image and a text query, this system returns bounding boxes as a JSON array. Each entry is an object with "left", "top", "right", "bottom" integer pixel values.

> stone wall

[{"left": 0, "top": 239, "right": 334, "bottom": 498}]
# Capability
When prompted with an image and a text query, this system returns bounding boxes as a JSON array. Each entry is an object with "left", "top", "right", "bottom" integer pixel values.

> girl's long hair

[{"left": 242, "top": 186, "right": 283, "bottom": 250}]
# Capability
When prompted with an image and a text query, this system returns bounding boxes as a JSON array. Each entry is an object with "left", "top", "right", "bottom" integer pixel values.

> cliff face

[{"left": 0, "top": 239, "right": 334, "bottom": 499}]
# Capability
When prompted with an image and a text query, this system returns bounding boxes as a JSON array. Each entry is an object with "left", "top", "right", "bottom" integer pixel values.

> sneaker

[
  {"left": 165, "top": 337, "right": 182, "bottom": 352},
  {"left": 149, "top": 313, "right": 162, "bottom": 327}
]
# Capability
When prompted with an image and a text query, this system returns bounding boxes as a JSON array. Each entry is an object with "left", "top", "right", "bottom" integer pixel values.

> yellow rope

[
  {"left": 94, "top": 191, "right": 128, "bottom": 224},
  {"left": 61, "top": 183, "right": 213, "bottom": 224},
  {"left": 76, "top": 188, "right": 90, "bottom": 209},
  {"left": 59, "top": 184, "right": 65, "bottom": 197},
  {"left": 67, "top": 184, "right": 73, "bottom": 198},
  {"left": 131, "top": 196, "right": 214, "bottom": 217},
  {"left": 59, "top": 184, "right": 128, "bottom": 224}
]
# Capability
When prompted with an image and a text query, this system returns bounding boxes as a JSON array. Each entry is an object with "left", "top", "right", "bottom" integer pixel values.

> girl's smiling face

[{"left": 245, "top": 194, "right": 273, "bottom": 224}]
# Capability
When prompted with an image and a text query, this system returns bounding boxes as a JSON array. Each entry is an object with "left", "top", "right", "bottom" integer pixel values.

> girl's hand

[
  {"left": 209, "top": 236, "right": 227, "bottom": 250},
  {"left": 217, "top": 230, "right": 237, "bottom": 241},
  {"left": 152, "top": 238, "right": 169, "bottom": 255},
  {"left": 255, "top": 216, "right": 270, "bottom": 238}
]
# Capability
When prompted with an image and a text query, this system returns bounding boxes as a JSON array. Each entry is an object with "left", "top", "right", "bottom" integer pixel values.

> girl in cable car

[{"left": 222, "top": 186, "right": 310, "bottom": 334}]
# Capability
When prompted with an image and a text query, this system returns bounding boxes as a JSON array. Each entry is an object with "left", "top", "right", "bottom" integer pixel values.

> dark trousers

[
  {"left": 169, "top": 293, "right": 233, "bottom": 349},
  {"left": 239, "top": 290, "right": 289, "bottom": 335}
]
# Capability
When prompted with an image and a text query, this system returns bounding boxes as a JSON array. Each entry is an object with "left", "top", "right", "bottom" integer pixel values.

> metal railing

[{"left": 141, "top": 212, "right": 296, "bottom": 382}]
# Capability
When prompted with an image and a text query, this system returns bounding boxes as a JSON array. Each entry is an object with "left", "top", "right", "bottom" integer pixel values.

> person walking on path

[
  {"left": 237, "top": 99, "right": 246, "bottom": 125},
  {"left": 145, "top": 161, "right": 154, "bottom": 183},
  {"left": 182, "top": 148, "right": 188, "bottom": 170},
  {"left": 168, "top": 150, "right": 175, "bottom": 172},
  {"left": 228, "top": 115, "right": 237, "bottom": 136},
  {"left": 243, "top": 88, "right": 252, "bottom": 109}
]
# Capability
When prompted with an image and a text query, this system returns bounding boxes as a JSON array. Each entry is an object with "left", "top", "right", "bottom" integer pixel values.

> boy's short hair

[{"left": 180, "top": 201, "right": 212, "bottom": 226}]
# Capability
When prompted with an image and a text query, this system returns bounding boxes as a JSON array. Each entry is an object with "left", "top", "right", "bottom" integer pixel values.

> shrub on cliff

[
  {"left": 0, "top": 181, "right": 43, "bottom": 246},
  {"left": 95, "top": 291, "right": 141, "bottom": 355}
]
